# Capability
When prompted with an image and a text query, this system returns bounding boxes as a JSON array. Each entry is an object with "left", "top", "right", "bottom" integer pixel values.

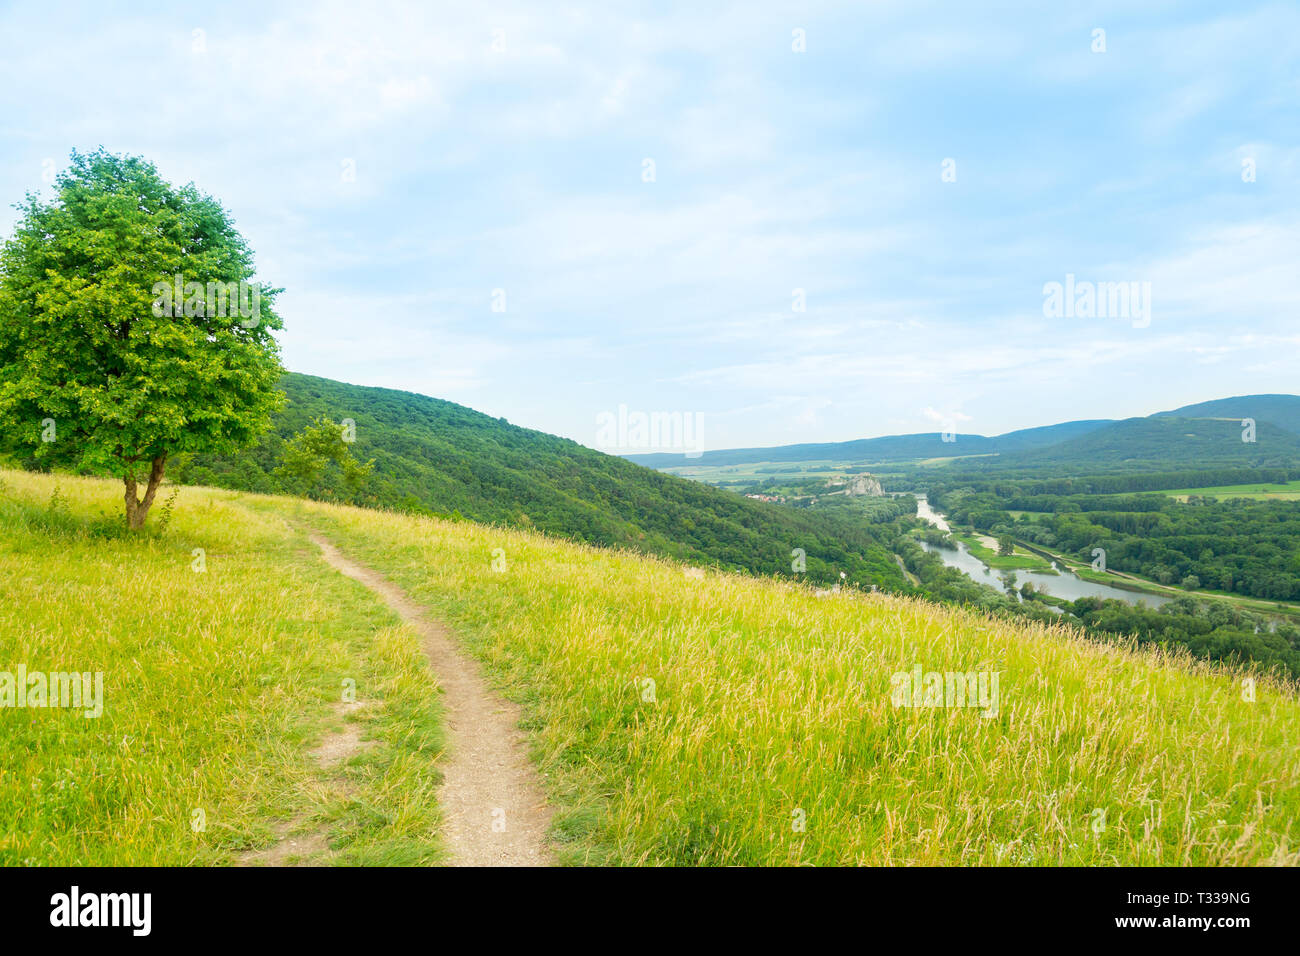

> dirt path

[
  {"left": 309, "top": 533, "right": 555, "bottom": 867},
  {"left": 237, "top": 699, "right": 373, "bottom": 867}
]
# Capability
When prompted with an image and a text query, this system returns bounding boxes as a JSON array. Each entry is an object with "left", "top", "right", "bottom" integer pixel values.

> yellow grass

[
  {"left": 3, "top": 468, "right": 1297, "bottom": 866},
  {"left": 0, "top": 470, "right": 445, "bottom": 865},
  {"left": 296, "top": 498, "right": 1300, "bottom": 866}
]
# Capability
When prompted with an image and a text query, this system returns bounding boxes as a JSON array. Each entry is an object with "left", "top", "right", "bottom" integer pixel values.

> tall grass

[
  {"left": 3, "top": 469, "right": 1296, "bottom": 866},
  {"left": 299, "top": 499, "right": 1299, "bottom": 866},
  {"left": 0, "top": 470, "right": 445, "bottom": 865}
]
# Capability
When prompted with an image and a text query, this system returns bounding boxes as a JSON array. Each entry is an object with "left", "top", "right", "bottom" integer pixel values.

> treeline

[
  {"left": 1064, "top": 595, "right": 1300, "bottom": 679},
  {"left": 997, "top": 493, "right": 1170, "bottom": 513}
]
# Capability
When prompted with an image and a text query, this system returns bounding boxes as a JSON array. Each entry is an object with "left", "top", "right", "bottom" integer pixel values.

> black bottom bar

[{"left": 1, "top": 866, "right": 1288, "bottom": 943}]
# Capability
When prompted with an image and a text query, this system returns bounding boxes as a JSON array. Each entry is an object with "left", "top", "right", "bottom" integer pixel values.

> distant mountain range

[
  {"left": 624, "top": 419, "right": 1113, "bottom": 467},
  {"left": 625, "top": 395, "right": 1300, "bottom": 471}
]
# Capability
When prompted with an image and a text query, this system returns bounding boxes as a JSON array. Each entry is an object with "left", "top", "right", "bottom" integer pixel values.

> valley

[
  {"left": 913, "top": 496, "right": 1175, "bottom": 610},
  {"left": 5, "top": 374, "right": 1300, "bottom": 869},
  {"left": 628, "top": 394, "right": 1300, "bottom": 678}
]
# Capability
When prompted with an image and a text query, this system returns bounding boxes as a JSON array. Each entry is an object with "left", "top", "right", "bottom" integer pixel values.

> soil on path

[{"left": 309, "top": 533, "right": 555, "bottom": 867}]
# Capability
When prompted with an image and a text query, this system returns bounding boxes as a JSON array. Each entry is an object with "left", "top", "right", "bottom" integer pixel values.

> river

[{"left": 913, "top": 496, "right": 1172, "bottom": 609}]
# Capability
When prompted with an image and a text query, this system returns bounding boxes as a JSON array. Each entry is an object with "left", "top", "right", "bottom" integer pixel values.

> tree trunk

[{"left": 124, "top": 454, "right": 168, "bottom": 530}]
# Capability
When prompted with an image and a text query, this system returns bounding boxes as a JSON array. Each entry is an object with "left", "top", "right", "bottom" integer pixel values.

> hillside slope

[
  {"left": 179, "top": 373, "right": 908, "bottom": 588},
  {"left": 977, "top": 415, "right": 1300, "bottom": 472},
  {"left": 1155, "top": 394, "right": 1300, "bottom": 435},
  {"left": 0, "top": 469, "right": 447, "bottom": 865},
  {"left": 303, "top": 485, "right": 1300, "bottom": 865},
  {"left": 5, "top": 468, "right": 1297, "bottom": 865}
]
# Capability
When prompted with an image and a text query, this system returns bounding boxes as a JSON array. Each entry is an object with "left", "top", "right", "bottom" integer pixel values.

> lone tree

[
  {"left": 0, "top": 149, "right": 284, "bottom": 528},
  {"left": 273, "top": 416, "right": 374, "bottom": 500}
]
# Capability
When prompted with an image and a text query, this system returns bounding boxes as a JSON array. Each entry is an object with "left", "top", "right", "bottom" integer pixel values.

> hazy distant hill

[
  {"left": 991, "top": 415, "right": 1300, "bottom": 469},
  {"left": 625, "top": 419, "right": 1112, "bottom": 468},
  {"left": 1154, "top": 394, "right": 1300, "bottom": 435},
  {"left": 629, "top": 395, "right": 1300, "bottom": 472}
]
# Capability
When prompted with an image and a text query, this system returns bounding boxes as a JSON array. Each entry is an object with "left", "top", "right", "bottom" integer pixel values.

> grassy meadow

[
  {"left": 1158, "top": 480, "right": 1300, "bottom": 501},
  {"left": 3, "top": 468, "right": 1298, "bottom": 866},
  {"left": 0, "top": 469, "right": 446, "bottom": 865},
  {"left": 949, "top": 531, "right": 1055, "bottom": 572},
  {"left": 296, "top": 496, "right": 1300, "bottom": 866}
]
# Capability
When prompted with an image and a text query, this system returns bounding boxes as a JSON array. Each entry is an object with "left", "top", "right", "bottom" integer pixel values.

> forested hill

[
  {"left": 178, "top": 372, "right": 908, "bottom": 588},
  {"left": 959, "top": 415, "right": 1300, "bottom": 474},
  {"left": 1154, "top": 394, "right": 1300, "bottom": 434}
]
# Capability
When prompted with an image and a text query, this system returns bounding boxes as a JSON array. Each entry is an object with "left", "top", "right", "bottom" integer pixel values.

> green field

[
  {"left": 4, "top": 468, "right": 1298, "bottom": 866},
  {"left": 657, "top": 458, "right": 873, "bottom": 485},
  {"left": 951, "top": 532, "right": 1054, "bottom": 571},
  {"left": 656, "top": 455, "right": 992, "bottom": 485},
  {"left": 914, "top": 453, "right": 1000, "bottom": 466},
  {"left": 0, "top": 470, "right": 447, "bottom": 866},
  {"left": 1157, "top": 481, "right": 1300, "bottom": 500}
]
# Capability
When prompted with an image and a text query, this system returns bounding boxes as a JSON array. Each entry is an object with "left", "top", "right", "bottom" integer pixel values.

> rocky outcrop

[{"left": 845, "top": 474, "right": 884, "bottom": 497}]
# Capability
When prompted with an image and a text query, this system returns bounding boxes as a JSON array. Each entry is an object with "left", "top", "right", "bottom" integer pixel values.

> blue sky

[{"left": 2, "top": 1, "right": 1297, "bottom": 452}]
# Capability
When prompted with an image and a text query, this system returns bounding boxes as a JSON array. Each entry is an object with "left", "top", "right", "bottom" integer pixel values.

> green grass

[
  {"left": 914, "top": 453, "right": 999, "bottom": 465},
  {"left": 658, "top": 458, "right": 863, "bottom": 485},
  {"left": 0, "top": 470, "right": 446, "bottom": 866},
  {"left": 293, "top": 495, "right": 1300, "bottom": 866},
  {"left": 1156, "top": 480, "right": 1300, "bottom": 500},
  {"left": 952, "top": 532, "right": 1054, "bottom": 571},
  {"left": 5, "top": 468, "right": 1300, "bottom": 866}
]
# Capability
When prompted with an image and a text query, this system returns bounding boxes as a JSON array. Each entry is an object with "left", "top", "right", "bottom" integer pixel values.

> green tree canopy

[
  {"left": 273, "top": 416, "right": 374, "bottom": 499},
  {"left": 0, "top": 149, "right": 285, "bottom": 527}
]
